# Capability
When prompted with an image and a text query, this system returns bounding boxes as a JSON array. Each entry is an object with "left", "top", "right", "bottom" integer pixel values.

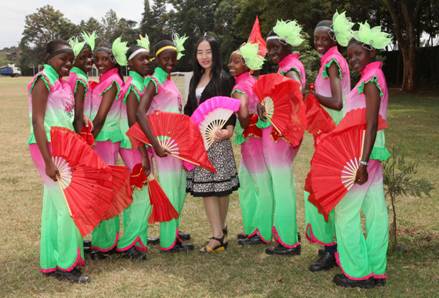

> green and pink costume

[
  {"left": 304, "top": 46, "right": 351, "bottom": 248},
  {"left": 117, "top": 70, "right": 152, "bottom": 252},
  {"left": 234, "top": 72, "right": 272, "bottom": 241},
  {"left": 256, "top": 53, "right": 306, "bottom": 247},
  {"left": 335, "top": 61, "right": 390, "bottom": 281},
  {"left": 85, "top": 67, "right": 123, "bottom": 252},
  {"left": 67, "top": 66, "right": 88, "bottom": 98},
  {"left": 145, "top": 67, "right": 186, "bottom": 250},
  {"left": 28, "top": 64, "right": 85, "bottom": 273}
]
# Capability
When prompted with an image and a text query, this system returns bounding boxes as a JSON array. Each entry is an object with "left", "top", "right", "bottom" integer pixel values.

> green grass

[{"left": 0, "top": 77, "right": 438, "bottom": 297}]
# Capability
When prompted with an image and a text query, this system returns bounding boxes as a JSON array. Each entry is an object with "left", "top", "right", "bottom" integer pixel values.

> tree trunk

[
  {"left": 383, "top": 0, "right": 422, "bottom": 92},
  {"left": 400, "top": 46, "right": 416, "bottom": 91}
]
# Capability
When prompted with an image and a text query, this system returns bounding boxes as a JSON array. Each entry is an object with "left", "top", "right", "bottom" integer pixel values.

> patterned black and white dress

[{"left": 185, "top": 71, "right": 239, "bottom": 197}]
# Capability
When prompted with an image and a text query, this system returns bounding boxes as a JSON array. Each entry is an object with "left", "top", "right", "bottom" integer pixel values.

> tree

[
  {"left": 78, "top": 17, "right": 104, "bottom": 38},
  {"left": 383, "top": 147, "right": 434, "bottom": 251},
  {"left": 140, "top": 0, "right": 170, "bottom": 45},
  {"left": 18, "top": 5, "right": 77, "bottom": 71},
  {"left": 383, "top": 0, "right": 423, "bottom": 92}
]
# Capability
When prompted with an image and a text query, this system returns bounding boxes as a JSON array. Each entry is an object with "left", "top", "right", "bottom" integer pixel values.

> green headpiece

[
  {"left": 81, "top": 31, "right": 97, "bottom": 51},
  {"left": 112, "top": 36, "right": 129, "bottom": 66},
  {"left": 238, "top": 42, "right": 265, "bottom": 71},
  {"left": 332, "top": 11, "right": 354, "bottom": 47},
  {"left": 271, "top": 20, "right": 304, "bottom": 47},
  {"left": 137, "top": 34, "right": 150, "bottom": 52},
  {"left": 172, "top": 33, "right": 188, "bottom": 60},
  {"left": 68, "top": 37, "right": 86, "bottom": 58},
  {"left": 353, "top": 21, "right": 392, "bottom": 49}
]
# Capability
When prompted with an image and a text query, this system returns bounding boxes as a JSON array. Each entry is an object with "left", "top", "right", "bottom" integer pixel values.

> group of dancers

[{"left": 28, "top": 11, "right": 391, "bottom": 289}]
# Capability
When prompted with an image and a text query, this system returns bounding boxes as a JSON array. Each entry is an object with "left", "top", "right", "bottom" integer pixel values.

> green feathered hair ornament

[
  {"left": 272, "top": 19, "right": 304, "bottom": 47},
  {"left": 68, "top": 37, "right": 86, "bottom": 58},
  {"left": 81, "top": 31, "right": 97, "bottom": 51},
  {"left": 332, "top": 11, "right": 354, "bottom": 47},
  {"left": 239, "top": 42, "right": 265, "bottom": 71},
  {"left": 353, "top": 21, "right": 392, "bottom": 50},
  {"left": 112, "top": 36, "right": 129, "bottom": 66},
  {"left": 137, "top": 34, "right": 150, "bottom": 52},
  {"left": 172, "top": 33, "right": 188, "bottom": 60}
]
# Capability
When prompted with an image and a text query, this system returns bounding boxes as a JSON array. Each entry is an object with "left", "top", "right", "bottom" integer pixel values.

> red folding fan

[
  {"left": 102, "top": 165, "right": 133, "bottom": 220},
  {"left": 126, "top": 111, "right": 216, "bottom": 172},
  {"left": 309, "top": 126, "right": 366, "bottom": 220},
  {"left": 50, "top": 127, "right": 114, "bottom": 236},
  {"left": 305, "top": 84, "right": 336, "bottom": 137},
  {"left": 330, "top": 108, "right": 388, "bottom": 136},
  {"left": 253, "top": 73, "right": 306, "bottom": 146},
  {"left": 147, "top": 175, "right": 179, "bottom": 224}
]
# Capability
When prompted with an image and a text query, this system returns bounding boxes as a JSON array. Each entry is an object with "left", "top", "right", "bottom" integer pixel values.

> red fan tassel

[{"left": 147, "top": 176, "right": 179, "bottom": 224}]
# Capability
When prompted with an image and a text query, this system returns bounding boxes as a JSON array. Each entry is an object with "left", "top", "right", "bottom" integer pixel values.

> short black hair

[
  {"left": 46, "top": 39, "right": 70, "bottom": 55},
  {"left": 153, "top": 40, "right": 175, "bottom": 56},
  {"left": 315, "top": 20, "right": 332, "bottom": 29}
]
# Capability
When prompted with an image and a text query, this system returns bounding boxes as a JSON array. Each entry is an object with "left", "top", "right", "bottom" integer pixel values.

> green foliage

[
  {"left": 18, "top": 5, "right": 78, "bottom": 69},
  {"left": 384, "top": 146, "right": 434, "bottom": 200},
  {"left": 383, "top": 146, "right": 434, "bottom": 249}
]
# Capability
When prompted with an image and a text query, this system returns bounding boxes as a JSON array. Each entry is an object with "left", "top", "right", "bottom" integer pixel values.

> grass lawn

[{"left": 0, "top": 77, "right": 438, "bottom": 297}]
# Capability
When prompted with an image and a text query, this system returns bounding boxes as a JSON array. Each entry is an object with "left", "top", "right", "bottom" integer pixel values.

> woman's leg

[
  {"left": 218, "top": 196, "right": 229, "bottom": 230},
  {"left": 203, "top": 196, "right": 224, "bottom": 247}
]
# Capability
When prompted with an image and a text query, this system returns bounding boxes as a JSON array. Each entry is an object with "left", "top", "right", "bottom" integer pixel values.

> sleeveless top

[
  {"left": 314, "top": 46, "right": 351, "bottom": 125},
  {"left": 84, "top": 68, "right": 123, "bottom": 142},
  {"left": 345, "top": 61, "right": 390, "bottom": 161},
  {"left": 27, "top": 64, "right": 75, "bottom": 144},
  {"left": 278, "top": 53, "right": 307, "bottom": 88},
  {"left": 145, "top": 66, "right": 182, "bottom": 114},
  {"left": 231, "top": 72, "right": 260, "bottom": 145},
  {"left": 119, "top": 71, "right": 146, "bottom": 149},
  {"left": 67, "top": 66, "right": 88, "bottom": 96}
]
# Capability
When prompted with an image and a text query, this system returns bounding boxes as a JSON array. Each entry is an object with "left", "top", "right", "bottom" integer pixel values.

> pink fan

[{"left": 191, "top": 96, "right": 241, "bottom": 149}]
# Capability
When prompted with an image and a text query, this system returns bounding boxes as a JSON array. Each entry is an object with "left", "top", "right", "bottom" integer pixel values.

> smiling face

[
  {"left": 74, "top": 47, "right": 93, "bottom": 73},
  {"left": 266, "top": 38, "right": 290, "bottom": 64},
  {"left": 48, "top": 48, "right": 74, "bottom": 77},
  {"left": 157, "top": 49, "right": 177, "bottom": 73},
  {"left": 129, "top": 52, "right": 153, "bottom": 76},
  {"left": 196, "top": 40, "right": 213, "bottom": 70},
  {"left": 314, "top": 27, "right": 336, "bottom": 55},
  {"left": 94, "top": 50, "right": 115, "bottom": 75},
  {"left": 347, "top": 41, "right": 376, "bottom": 73},
  {"left": 228, "top": 51, "right": 248, "bottom": 77}
]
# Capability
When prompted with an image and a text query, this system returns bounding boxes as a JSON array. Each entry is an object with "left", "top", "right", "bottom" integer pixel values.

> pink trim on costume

[
  {"left": 159, "top": 239, "right": 178, "bottom": 251},
  {"left": 40, "top": 248, "right": 85, "bottom": 273},
  {"left": 272, "top": 227, "right": 300, "bottom": 249},
  {"left": 91, "top": 233, "right": 120, "bottom": 252},
  {"left": 116, "top": 236, "right": 148, "bottom": 253},
  {"left": 374, "top": 274, "right": 387, "bottom": 280},
  {"left": 335, "top": 252, "right": 376, "bottom": 281},
  {"left": 248, "top": 229, "right": 270, "bottom": 243},
  {"left": 305, "top": 224, "right": 337, "bottom": 247}
]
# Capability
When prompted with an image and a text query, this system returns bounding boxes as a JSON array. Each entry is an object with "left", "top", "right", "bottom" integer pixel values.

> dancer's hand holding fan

[
  {"left": 126, "top": 111, "right": 216, "bottom": 172},
  {"left": 253, "top": 73, "right": 306, "bottom": 147},
  {"left": 190, "top": 96, "right": 241, "bottom": 149},
  {"left": 308, "top": 108, "right": 388, "bottom": 220}
]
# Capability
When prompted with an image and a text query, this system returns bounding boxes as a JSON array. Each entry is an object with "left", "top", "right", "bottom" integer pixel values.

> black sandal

[{"left": 200, "top": 235, "right": 228, "bottom": 253}]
